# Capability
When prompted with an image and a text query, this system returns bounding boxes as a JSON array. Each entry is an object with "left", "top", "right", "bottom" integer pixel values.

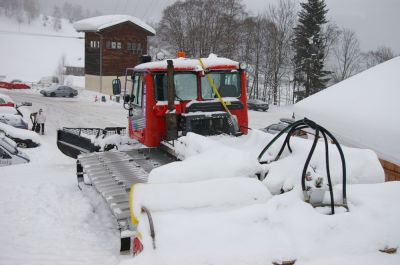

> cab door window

[{"left": 132, "top": 74, "right": 144, "bottom": 106}]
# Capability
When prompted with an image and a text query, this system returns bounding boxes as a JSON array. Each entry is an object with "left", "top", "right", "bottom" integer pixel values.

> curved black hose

[
  {"left": 318, "top": 125, "right": 347, "bottom": 205},
  {"left": 258, "top": 120, "right": 304, "bottom": 162},
  {"left": 301, "top": 128, "right": 320, "bottom": 196},
  {"left": 257, "top": 118, "right": 347, "bottom": 213},
  {"left": 321, "top": 130, "right": 335, "bottom": 215}
]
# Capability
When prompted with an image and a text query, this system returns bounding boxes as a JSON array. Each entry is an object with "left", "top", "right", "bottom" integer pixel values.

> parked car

[
  {"left": 261, "top": 118, "right": 295, "bottom": 134},
  {"left": 261, "top": 118, "right": 307, "bottom": 138},
  {"left": 0, "top": 122, "right": 40, "bottom": 148},
  {"left": 0, "top": 132, "right": 30, "bottom": 167},
  {"left": 247, "top": 99, "right": 269, "bottom": 111},
  {"left": 0, "top": 106, "right": 29, "bottom": 129},
  {"left": 0, "top": 80, "right": 30, "bottom": 89},
  {"left": 40, "top": 85, "right": 78, "bottom": 97},
  {"left": 0, "top": 93, "right": 15, "bottom": 107}
]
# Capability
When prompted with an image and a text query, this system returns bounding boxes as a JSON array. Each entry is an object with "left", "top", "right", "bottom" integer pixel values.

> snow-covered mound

[
  {"left": 127, "top": 132, "right": 396, "bottom": 265},
  {"left": 294, "top": 57, "right": 400, "bottom": 164}
]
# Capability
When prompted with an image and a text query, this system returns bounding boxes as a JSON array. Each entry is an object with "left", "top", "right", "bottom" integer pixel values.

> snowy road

[{"left": 0, "top": 89, "right": 127, "bottom": 135}]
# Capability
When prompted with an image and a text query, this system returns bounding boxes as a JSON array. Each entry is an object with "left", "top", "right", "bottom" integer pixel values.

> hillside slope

[{"left": 0, "top": 14, "right": 83, "bottom": 82}]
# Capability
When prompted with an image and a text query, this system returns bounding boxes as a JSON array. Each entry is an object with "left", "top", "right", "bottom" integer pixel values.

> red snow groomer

[
  {"left": 56, "top": 54, "right": 249, "bottom": 251},
  {"left": 123, "top": 54, "right": 248, "bottom": 146}
]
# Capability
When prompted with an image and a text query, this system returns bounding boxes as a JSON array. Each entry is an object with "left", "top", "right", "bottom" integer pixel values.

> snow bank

[
  {"left": 125, "top": 182, "right": 400, "bottom": 265},
  {"left": 294, "top": 57, "right": 400, "bottom": 164},
  {"left": 260, "top": 135, "right": 385, "bottom": 194},
  {"left": 132, "top": 178, "right": 271, "bottom": 215},
  {"left": 148, "top": 133, "right": 262, "bottom": 183}
]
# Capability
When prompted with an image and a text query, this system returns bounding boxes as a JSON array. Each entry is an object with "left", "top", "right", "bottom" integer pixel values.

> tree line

[{"left": 155, "top": 0, "right": 397, "bottom": 104}]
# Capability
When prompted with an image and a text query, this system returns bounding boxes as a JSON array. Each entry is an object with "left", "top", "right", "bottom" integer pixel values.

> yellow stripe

[
  {"left": 198, "top": 58, "right": 231, "bottom": 114},
  {"left": 129, "top": 184, "right": 139, "bottom": 225}
]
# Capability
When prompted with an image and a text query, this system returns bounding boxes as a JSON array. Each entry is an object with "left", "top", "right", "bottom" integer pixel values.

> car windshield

[
  {"left": 201, "top": 72, "right": 241, "bottom": 99},
  {"left": 154, "top": 73, "right": 197, "bottom": 101}
]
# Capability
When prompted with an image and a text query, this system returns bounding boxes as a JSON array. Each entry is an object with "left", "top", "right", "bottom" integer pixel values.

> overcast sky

[{"left": 40, "top": 0, "right": 399, "bottom": 52}]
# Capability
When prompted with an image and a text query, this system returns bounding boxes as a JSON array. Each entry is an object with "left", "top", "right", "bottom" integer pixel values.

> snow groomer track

[{"left": 76, "top": 149, "right": 176, "bottom": 251}]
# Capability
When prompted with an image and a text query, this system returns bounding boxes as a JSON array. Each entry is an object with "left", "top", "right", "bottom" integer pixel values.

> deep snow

[{"left": 0, "top": 88, "right": 399, "bottom": 265}]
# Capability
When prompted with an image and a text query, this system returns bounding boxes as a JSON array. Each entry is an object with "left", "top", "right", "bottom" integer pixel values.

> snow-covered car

[
  {"left": 247, "top": 99, "right": 269, "bottom": 111},
  {"left": 0, "top": 93, "right": 15, "bottom": 107},
  {"left": 261, "top": 118, "right": 295, "bottom": 134},
  {"left": 0, "top": 122, "right": 40, "bottom": 148},
  {"left": 0, "top": 106, "right": 29, "bottom": 129},
  {"left": 0, "top": 133, "right": 30, "bottom": 167},
  {"left": 40, "top": 85, "right": 78, "bottom": 97}
]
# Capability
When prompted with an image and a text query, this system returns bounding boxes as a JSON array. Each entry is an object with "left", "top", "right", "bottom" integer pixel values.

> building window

[
  {"left": 137, "top": 43, "right": 142, "bottom": 55},
  {"left": 90, "top": 40, "right": 100, "bottom": 49},
  {"left": 127, "top": 42, "right": 138, "bottom": 53},
  {"left": 106, "top": 41, "right": 122, "bottom": 50}
]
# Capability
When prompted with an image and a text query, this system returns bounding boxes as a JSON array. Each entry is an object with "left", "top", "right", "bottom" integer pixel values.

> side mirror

[{"left": 112, "top": 79, "right": 121, "bottom": 95}]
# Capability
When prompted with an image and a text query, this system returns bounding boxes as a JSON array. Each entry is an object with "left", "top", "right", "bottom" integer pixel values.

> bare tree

[
  {"left": 23, "top": 0, "right": 39, "bottom": 23},
  {"left": 52, "top": 6, "right": 62, "bottom": 31},
  {"left": 361, "top": 46, "right": 395, "bottom": 69},
  {"left": 331, "top": 28, "right": 361, "bottom": 82},
  {"left": 265, "top": 0, "right": 296, "bottom": 105}
]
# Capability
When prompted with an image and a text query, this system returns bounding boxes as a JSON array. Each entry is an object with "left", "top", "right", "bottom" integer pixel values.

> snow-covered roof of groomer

[
  {"left": 293, "top": 56, "right": 400, "bottom": 164},
  {"left": 73, "top": 15, "right": 156, "bottom": 35}
]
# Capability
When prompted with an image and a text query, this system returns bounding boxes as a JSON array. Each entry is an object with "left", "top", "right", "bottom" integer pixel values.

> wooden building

[{"left": 74, "top": 15, "right": 156, "bottom": 95}]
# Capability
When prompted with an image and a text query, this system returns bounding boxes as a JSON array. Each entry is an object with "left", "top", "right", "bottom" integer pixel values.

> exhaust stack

[{"left": 165, "top": 60, "right": 178, "bottom": 141}]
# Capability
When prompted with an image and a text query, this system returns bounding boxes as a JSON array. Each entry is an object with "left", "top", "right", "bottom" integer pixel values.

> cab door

[{"left": 128, "top": 72, "right": 146, "bottom": 141}]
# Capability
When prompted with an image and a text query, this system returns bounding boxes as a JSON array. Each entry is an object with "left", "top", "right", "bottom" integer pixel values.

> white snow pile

[
  {"left": 0, "top": 122, "right": 40, "bottom": 144},
  {"left": 124, "top": 131, "right": 399, "bottom": 265},
  {"left": 73, "top": 15, "right": 156, "bottom": 35},
  {"left": 148, "top": 133, "right": 262, "bottom": 184},
  {"left": 132, "top": 178, "right": 271, "bottom": 214},
  {"left": 293, "top": 57, "right": 400, "bottom": 165}
]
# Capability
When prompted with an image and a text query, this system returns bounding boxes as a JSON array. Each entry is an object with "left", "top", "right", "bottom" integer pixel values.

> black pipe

[
  {"left": 321, "top": 130, "right": 335, "bottom": 215},
  {"left": 301, "top": 128, "right": 319, "bottom": 198},
  {"left": 258, "top": 118, "right": 348, "bottom": 214}
]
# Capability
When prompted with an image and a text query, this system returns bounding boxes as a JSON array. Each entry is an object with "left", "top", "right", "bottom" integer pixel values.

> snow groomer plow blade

[{"left": 57, "top": 127, "right": 126, "bottom": 159}]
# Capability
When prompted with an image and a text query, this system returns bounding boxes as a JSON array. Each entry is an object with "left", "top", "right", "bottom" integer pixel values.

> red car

[{"left": 0, "top": 80, "right": 30, "bottom": 89}]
